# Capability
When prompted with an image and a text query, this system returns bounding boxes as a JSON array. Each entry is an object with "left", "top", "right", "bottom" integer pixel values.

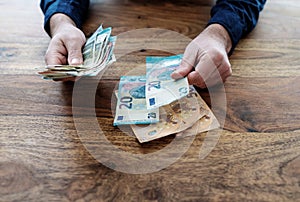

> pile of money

[
  {"left": 38, "top": 25, "right": 116, "bottom": 80},
  {"left": 114, "top": 54, "right": 220, "bottom": 143}
]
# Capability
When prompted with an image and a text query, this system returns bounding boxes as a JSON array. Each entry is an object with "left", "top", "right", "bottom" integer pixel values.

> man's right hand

[
  {"left": 171, "top": 24, "right": 232, "bottom": 89},
  {"left": 45, "top": 13, "right": 86, "bottom": 66}
]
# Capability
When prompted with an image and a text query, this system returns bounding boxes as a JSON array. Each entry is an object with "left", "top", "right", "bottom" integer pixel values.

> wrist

[
  {"left": 49, "top": 13, "right": 76, "bottom": 37},
  {"left": 205, "top": 24, "right": 232, "bottom": 54}
]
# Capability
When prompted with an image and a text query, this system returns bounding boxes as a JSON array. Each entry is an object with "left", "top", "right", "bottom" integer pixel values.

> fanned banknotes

[
  {"left": 38, "top": 25, "right": 116, "bottom": 80},
  {"left": 131, "top": 86, "right": 217, "bottom": 143},
  {"left": 113, "top": 76, "right": 159, "bottom": 126},
  {"left": 146, "top": 54, "right": 189, "bottom": 109}
]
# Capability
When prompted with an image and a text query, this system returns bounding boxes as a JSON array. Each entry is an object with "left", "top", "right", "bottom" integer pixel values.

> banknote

[
  {"left": 176, "top": 106, "right": 220, "bottom": 138},
  {"left": 113, "top": 75, "right": 160, "bottom": 126},
  {"left": 131, "top": 86, "right": 212, "bottom": 143},
  {"left": 93, "top": 27, "right": 111, "bottom": 65},
  {"left": 146, "top": 54, "right": 189, "bottom": 109},
  {"left": 79, "top": 36, "right": 116, "bottom": 77},
  {"left": 38, "top": 25, "right": 116, "bottom": 80}
]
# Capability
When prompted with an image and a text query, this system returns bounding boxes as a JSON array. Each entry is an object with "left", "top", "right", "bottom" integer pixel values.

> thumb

[
  {"left": 171, "top": 55, "right": 195, "bottom": 80},
  {"left": 68, "top": 49, "right": 84, "bottom": 65},
  {"left": 65, "top": 36, "right": 86, "bottom": 65}
]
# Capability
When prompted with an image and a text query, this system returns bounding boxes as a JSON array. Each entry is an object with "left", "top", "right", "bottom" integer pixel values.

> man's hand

[
  {"left": 45, "top": 13, "right": 86, "bottom": 65},
  {"left": 171, "top": 24, "right": 232, "bottom": 88}
]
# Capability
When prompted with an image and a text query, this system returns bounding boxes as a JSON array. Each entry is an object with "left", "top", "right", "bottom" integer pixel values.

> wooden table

[{"left": 1, "top": 0, "right": 299, "bottom": 201}]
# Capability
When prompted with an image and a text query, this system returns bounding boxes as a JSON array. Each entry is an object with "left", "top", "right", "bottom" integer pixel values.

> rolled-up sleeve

[
  {"left": 208, "top": 0, "right": 266, "bottom": 55},
  {"left": 40, "top": 0, "right": 90, "bottom": 36}
]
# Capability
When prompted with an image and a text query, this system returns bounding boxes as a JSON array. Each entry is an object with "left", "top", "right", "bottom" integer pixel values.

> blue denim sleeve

[
  {"left": 40, "top": 0, "right": 90, "bottom": 36},
  {"left": 208, "top": 0, "right": 266, "bottom": 55}
]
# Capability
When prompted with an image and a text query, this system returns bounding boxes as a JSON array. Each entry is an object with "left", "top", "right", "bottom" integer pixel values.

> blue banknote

[
  {"left": 113, "top": 75, "right": 160, "bottom": 126},
  {"left": 145, "top": 54, "right": 189, "bottom": 109}
]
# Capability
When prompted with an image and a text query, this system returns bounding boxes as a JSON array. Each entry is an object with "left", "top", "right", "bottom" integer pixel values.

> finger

[
  {"left": 45, "top": 39, "right": 68, "bottom": 65},
  {"left": 185, "top": 53, "right": 217, "bottom": 88},
  {"left": 187, "top": 57, "right": 231, "bottom": 88},
  {"left": 187, "top": 71, "right": 206, "bottom": 88},
  {"left": 192, "top": 50, "right": 231, "bottom": 88},
  {"left": 194, "top": 53, "right": 219, "bottom": 82},
  {"left": 208, "top": 55, "right": 232, "bottom": 85},
  {"left": 65, "top": 36, "right": 86, "bottom": 65},
  {"left": 204, "top": 57, "right": 232, "bottom": 87},
  {"left": 206, "top": 68, "right": 232, "bottom": 87},
  {"left": 171, "top": 44, "right": 197, "bottom": 79},
  {"left": 45, "top": 51, "right": 67, "bottom": 65},
  {"left": 67, "top": 47, "right": 84, "bottom": 65},
  {"left": 221, "top": 68, "right": 232, "bottom": 82},
  {"left": 171, "top": 58, "right": 194, "bottom": 79},
  {"left": 216, "top": 52, "right": 231, "bottom": 76}
]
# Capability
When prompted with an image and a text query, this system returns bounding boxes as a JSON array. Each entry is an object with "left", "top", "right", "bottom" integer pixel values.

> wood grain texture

[
  {"left": 0, "top": 0, "right": 300, "bottom": 201},
  {"left": 1, "top": 128, "right": 300, "bottom": 201},
  {"left": 231, "top": 39, "right": 300, "bottom": 77}
]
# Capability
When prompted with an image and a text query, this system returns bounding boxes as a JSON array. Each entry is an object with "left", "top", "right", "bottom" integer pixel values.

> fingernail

[
  {"left": 70, "top": 58, "right": 81, "bottom": 65},
  {"left": 170, "top": 71, "right": 177, "bottom": 79},
  {"left": 172, "top": 71, "right": 183, "bottom": 79}
]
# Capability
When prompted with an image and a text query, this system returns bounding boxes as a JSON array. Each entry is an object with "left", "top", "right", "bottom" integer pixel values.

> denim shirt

[
  {"left": 40, "top": 0, "right": 90, "bottom": 35},
  {"left": 40, "top": 0, "right": 266, "bottom": 54},
  {"left": 208, "top": 0, "right": 266, "bottom": 54}
]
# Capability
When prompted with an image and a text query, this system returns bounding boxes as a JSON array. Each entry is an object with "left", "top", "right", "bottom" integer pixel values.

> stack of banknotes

[
  {"left": 38, "top": 25, "right": 116, "bottom": 80},
  {"left": 114, "top": 54, "right": 220, "bottom": 143}
]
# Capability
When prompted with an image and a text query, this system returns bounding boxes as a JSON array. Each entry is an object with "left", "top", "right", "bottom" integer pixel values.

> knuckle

[
  {"left": 211, "top": 49, "right": 224, "bottom": 62},
  {"left": 224, "top": 61, "right": 232, "bottom": 74},
  {"left": 228, "top": 67, "right": 232, "bottom": 75}
]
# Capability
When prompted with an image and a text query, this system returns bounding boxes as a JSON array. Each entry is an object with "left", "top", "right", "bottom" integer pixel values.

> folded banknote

[
  {"left": 131, "top": 86, "right": 213, "bottom": 143},
  {"left": 146, "top": 54, "right": 189, "bottom": 109}
]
